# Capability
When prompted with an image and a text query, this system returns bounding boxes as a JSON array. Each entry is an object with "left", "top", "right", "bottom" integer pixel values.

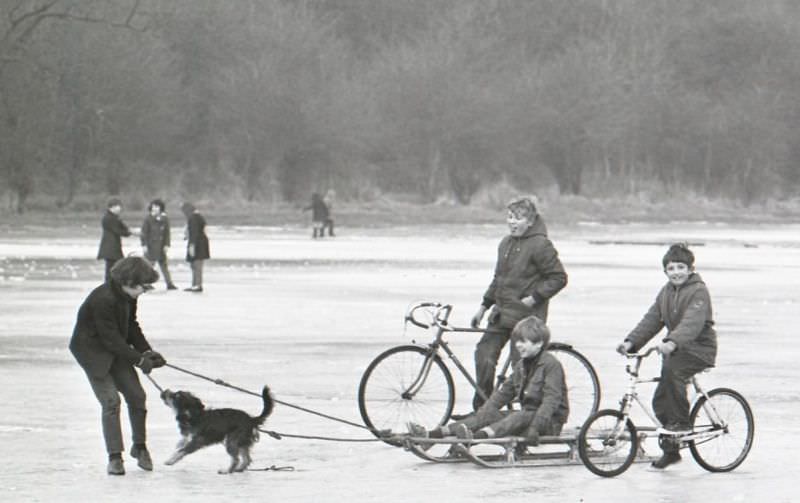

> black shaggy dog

[{"left": 161, "top": 386, "right": 274, "bottom": 474}]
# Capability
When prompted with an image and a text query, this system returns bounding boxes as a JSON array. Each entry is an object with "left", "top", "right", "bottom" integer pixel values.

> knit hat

[{"left": 662, "top": 243, "right": 695, "bottom": 269}]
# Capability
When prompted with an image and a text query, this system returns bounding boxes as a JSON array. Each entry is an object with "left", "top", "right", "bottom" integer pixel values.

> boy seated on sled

[{"left": 408, "top": 315, "right": 569, "bottom": 447}]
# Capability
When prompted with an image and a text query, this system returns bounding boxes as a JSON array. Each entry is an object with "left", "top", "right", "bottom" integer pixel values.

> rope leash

[{"left": 145, "top": 363, "right": 393, "bottom": 442}]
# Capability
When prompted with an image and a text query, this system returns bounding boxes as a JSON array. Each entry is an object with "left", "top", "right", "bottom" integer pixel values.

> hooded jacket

[
  {"left": 625, "top": 272, "right": 717, "bottom": 366},
  {"left": 485, "top": 351, "right": 569, "bottom": 431},
  {"left": 69, "top": 282, "right": 152, "bottom": 377},
  {"left": 481, "top": 216, "right": 567, "bottom": 328}
]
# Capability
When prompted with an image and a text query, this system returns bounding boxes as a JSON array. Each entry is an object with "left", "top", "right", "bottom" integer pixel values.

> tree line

[{"left": 2, "top": 0, "right": 799, "bottom": 213}]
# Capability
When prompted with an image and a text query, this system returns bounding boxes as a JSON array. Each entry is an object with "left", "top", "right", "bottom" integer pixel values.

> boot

[
  {"left": 130, "top": 444, "right": 153, "bottom": 471},
  {"left": 107, "top": 454, "right": 125, "bottom": 475}
]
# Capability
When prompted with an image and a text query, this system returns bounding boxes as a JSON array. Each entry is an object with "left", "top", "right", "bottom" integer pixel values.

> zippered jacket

[
  {"left": 481, "top": 216, "right": 567, "bottom": 328},
  {"left": 625, "top": 273, "right": 717, "bottom": 365},
  {"left": 485, "top": 351, "right": 570, "bottom": 431}
]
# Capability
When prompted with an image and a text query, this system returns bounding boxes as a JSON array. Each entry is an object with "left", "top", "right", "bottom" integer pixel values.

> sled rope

[{"left": 145, "top": 363, "right": 393, "bottom": 441}]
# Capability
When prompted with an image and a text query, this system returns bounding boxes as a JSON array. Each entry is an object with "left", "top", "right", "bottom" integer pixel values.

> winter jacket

[
  {"left": 69, "top": 282, "right": 152, "bottom": 378},
  {"left": 185, "top": 212, "right": 210, "bottom": 261},
  {"left": 485, "top": 351, "right": 570, "bottom": 431},
  {"left": 625, "top": 272, "right": 717, "bottom": 366},
  {"left": 481, "top": 216, "right": 567, "bottom": 328},
  {"left": 140, "top": 213, "right": 171, "bottom": 262},
  {"left": 97, "top": 211, "right": 131, "bottom": 260}
]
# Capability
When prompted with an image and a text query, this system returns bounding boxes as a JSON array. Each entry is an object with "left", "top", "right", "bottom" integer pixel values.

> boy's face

[
  {"left": 150, "top": 205, "right": 161, "bottom": 217},
  {"left": 506, "top": 210, "right": 532, "bottom": 237},
  {"left": 515, "top": 338, "right": 544, "bottom": 359},
  {"left": 109, "top": 204, "right": 122, "bottom": 215},
  {"left": 664, "top": 261, "right": 692, "bottom": 286}
]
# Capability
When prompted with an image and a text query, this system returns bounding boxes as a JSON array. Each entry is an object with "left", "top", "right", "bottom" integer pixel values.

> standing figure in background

[
  {"left": 180, "top": 202, "right": 210, "bottom": 292},
  {"left": 322, "top": 189, "right": 336, "bottom": 237},
  {"left": 303, "top": 192, "right": 329, "bottom": 239},
  {"left": 140, "top": 198, "right": 177, "bottom": 290},
  {"left": 97, "top": 197, "right": 132, "bottom": 282}
]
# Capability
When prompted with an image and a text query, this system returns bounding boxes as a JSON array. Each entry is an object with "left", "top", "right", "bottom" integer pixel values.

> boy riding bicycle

[
  {"left": 408, "top": 316, "right": 569, "bottom": 447},
  {"left": 616, "top": 243, "right": 718, "bottom": 469}
]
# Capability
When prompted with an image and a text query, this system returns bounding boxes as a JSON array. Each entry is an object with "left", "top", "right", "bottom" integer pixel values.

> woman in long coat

[{"left": 180, "top": 202, "right": 210, "bottom": 292}]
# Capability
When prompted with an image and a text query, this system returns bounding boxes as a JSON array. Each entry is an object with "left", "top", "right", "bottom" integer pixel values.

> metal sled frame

[{"left": 401, "top": 429, "right": 657, "bottom": 469}]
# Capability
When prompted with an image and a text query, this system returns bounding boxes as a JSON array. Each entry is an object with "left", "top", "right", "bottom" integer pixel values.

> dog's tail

[{"left": 254, "top": 385, "right": 274, "bottom": 426}]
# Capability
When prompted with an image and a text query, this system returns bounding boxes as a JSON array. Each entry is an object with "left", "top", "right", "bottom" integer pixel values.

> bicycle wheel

[
  {"left": 578, "top": 409, "right": 639, "bottom": 477},
  {"left": 549, "top": 344, "right": 601, "bottom": 430},
  {"left": 358, "top": 345, "right": 455, "bottom": 441},
  {"left": 689, "top": 387, "right": 754, "bottom": 472}
]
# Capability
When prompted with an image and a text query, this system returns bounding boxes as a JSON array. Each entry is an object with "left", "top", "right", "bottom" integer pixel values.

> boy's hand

[
  {"left": 520, "top": 296, "right": 536, "bottom": 307},
  {"left": 143, "top": 350, "right": 167, "bottom": 368},
  {"left": 657, "top": 341, "right": 677, "bottom": 355},
  {"left": 616, "top": 341, "right": 633, "bottom": 355},
  {"left": 136, "top": 356, "right": 154, "bottom": 374},
  {"left": 471, "top": 306, "right": 487, "bottom": 328}
]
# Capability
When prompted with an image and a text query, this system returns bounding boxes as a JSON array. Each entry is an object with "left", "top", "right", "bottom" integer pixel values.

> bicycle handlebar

[
  {"left": 404, "top": 301, "right": 455, "bottom": 330},
  {"left": 623, "top": 346, "right": 660, "bottom": 359}
]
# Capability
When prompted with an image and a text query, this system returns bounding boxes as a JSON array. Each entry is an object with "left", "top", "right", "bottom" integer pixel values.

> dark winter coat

[
  {"left": 185, "top": 212, "right": 210, "bottom": 261},
  {"left": 140, "top": 213, "right": 171, "bottom": 262},
  {"left": 69, "top": 282, "right": 152, "bottom": 378},
  {"left": 304, "top": 196, "right": 329, "bottom": 222},
  {"left": 625, "top": 272, "right": 717, "bottom": 366},
  {"left": 481, "top": 216, "right": 568, "bottom": 328},
  {"left": 97, "top": 211, "right": 131, "bottom": 260},
  {"left": 485, "top": 351, "right": 569, "bottom": 430}
]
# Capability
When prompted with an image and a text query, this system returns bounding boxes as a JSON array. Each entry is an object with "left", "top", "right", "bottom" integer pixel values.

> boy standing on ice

[
  {"left": 617, "top": 243, "right": 717, "bottom": 469},
  {"left": 468, "top": 196, "right": 567, "bottom": 412},
  {"left": 408, "top": 316, "right": 569, "bottom": 447}
]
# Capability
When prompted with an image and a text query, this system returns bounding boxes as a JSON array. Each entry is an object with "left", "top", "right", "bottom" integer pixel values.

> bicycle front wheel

[
  {"left": 549, "top": 344, "right": 601, "bottom": 430},
  {"left": 358, "top": 345, "right": 455, "bottom": 440},
  {"left": 578, "top": 409, "right": 639, "bottom": 477},
  {"left": 689, "top": 387, "right": 754, "bottom": 472}
]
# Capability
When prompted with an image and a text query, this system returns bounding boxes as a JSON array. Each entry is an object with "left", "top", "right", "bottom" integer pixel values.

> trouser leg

[
  {"left": 110, "top": 359, "right": 148, "bottom": 445},
  {"left": 190, "top": 260, "right": 203, "bottom": 288},
  {"left": 87, "top": 371, "right": 124, "bottom": 454},
  {"left": 472, "top": 325, "right": 512, "bottom": 411},
  {"left": 653, "top": 352, "right": 709, "bottom": 434},
  {"left": 159, "top": 257, "right": 174, "bottom": 286},
  {"left": 104, "top": 259, "right": 116, "bottom": 283}
]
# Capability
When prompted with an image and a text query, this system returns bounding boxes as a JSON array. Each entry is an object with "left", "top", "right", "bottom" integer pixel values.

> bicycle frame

[
  {"left": 403, "top": 303, "right": 488, "bottom": 401},
  {"left": 618, "top": 348, "right": 729, "bottom": 444}
]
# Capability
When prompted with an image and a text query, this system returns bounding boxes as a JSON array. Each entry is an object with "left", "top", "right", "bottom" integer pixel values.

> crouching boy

[{"left": 409, "top": 315, "right": 569, "bottom": 446}]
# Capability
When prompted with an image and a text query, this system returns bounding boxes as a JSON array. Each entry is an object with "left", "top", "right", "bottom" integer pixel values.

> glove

[
  {"left": 137, "top": 355, "right": 154, "bottom": 374},
  {"left": 470, "top": 306, "right": 487, "bottom": 328},
  {"left": 616, "top": 341, "right": 633, "bottom": 355},
  {"left": 144, "top": 350, "right": 167, "bottom": 368},
  {"left": 657, "top": 341, "right": 677, "bottom": 356}
]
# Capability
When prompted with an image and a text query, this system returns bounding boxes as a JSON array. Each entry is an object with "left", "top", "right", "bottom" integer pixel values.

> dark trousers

[
  {"left": 103, "top": 259, "right": 117, "bottom": 282},
  {"left": 85, "top": 358, "right": 147, "bottom": 454},
  {"left": 454, "top": 407, "right": 563, "bottom": 438},
  {"left": 190, "top": 259, "right": 204, "bottom": 288},
  {"left": 322, "top": 218, "right": 335, "bottom": 236},
  {"left": 149, "top": 257, "right": 174, "bottom": 287},
  {"left": 473, "top": 323, "right": 519, "bottom": 411},
  {"left": 653, "top": 351, "right": 710, "bottom": 437}
]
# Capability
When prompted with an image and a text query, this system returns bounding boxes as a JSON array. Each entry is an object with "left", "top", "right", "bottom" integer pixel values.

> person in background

[
  {"left": 468, "top": 196, "right": 567, "bottom": 413},
  {"left": 69, "top": 256, "right": 167, "bottom": 475},
  {"left": 303, "top": 192, "right": 329, "bottom": 239},
  {"left": 180, "top": 202, "right": 210, "bottom": 292},
  {"left": 97, "top": 197, "right": 132, "bottom": 282},
  {"left": 617, "top": 243, "right": 717, "bottom": 470},
  {"left": 140, "top": 198, "right": 177, "bottom": 290},
  {"left": 322, "top": 189, "right": 336, "bottom": 237}
]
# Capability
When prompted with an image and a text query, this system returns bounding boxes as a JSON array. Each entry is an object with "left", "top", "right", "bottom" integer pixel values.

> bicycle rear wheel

[
  {"left": 549, "top": 344, "right": 601, "bottom": 430},
  {"left": 358, "top": 345, "right": 455, "bottom": 441},
  {"left": 689, "top": 388, "right": 754, "bottom": 472},
  {"left": 578, "top": 409, "right": 639, "bottom": 477}
]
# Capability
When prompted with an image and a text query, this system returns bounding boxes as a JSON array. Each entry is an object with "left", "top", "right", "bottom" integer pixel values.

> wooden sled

[{"left": 401, "top": 429, "right": 658, "bottom": 469}]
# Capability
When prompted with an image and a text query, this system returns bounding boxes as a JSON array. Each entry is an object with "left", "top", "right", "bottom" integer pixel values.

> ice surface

[{"left": 0, "top": 223, "right": 797, "bottom": 502}]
